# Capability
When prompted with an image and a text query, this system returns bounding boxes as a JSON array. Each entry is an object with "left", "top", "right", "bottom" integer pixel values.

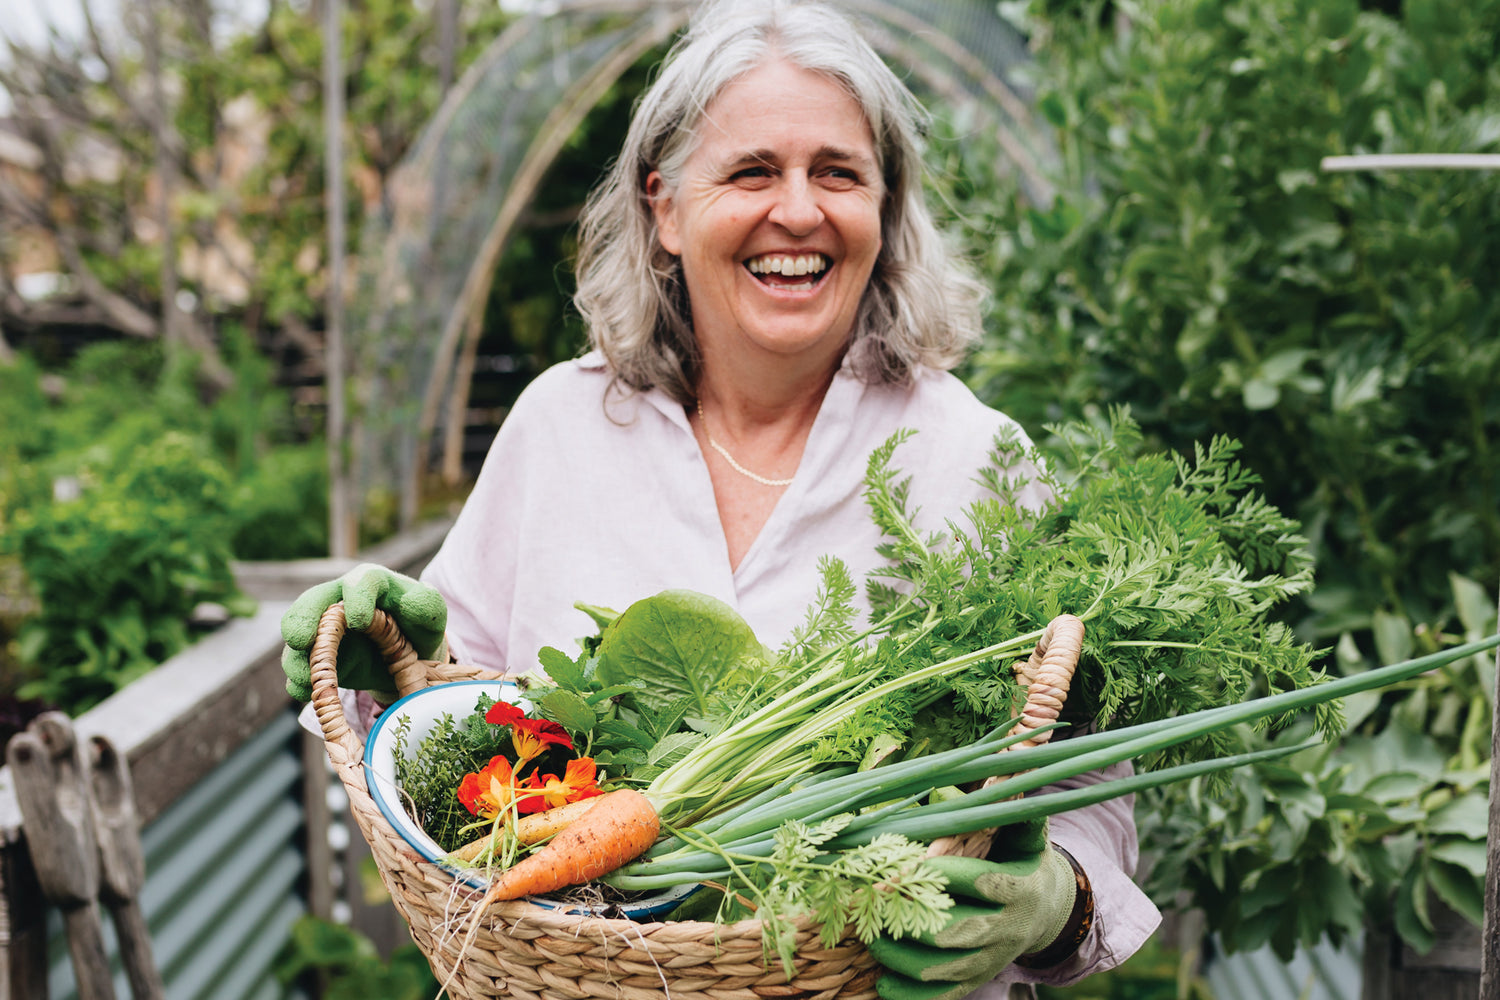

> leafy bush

[
  {"left": 951, "top": 0, "right": 1500, "bottom": 644},
  {"left": 936, "top": 0, "right": 1500, "bottom": 957},
  {"left": 1138, "top": 575, "right": 1497, "bottom": 960},
  {"left": 5, "top": 432, "right": 247, "bottom": 710},
  {"left": 274, "top": 916, "right": 438, "bottom": 1000},
  {"left": 230, "top": 442, "right": 330, "bottom": 561},
  {"left": 0, "top": 334, "right": 331, "bottom": 712}
]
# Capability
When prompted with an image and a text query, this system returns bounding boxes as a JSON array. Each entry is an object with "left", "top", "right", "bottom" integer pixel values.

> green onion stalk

[{"left": 610, "top": 632, "right": 1500, "bottom": 892}]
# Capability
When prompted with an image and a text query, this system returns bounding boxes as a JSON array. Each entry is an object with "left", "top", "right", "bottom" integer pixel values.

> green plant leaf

[
  {"left": 537, "top": 646, "right": 587, "bottom": 690},
  {"left": 1360, "top": 771, "right": 1432, "bottom": 804},
  {"left": 1451, "top": 573, "right": 1496, "bottom": 636},
  {"left": 1395, "top": 864, "right": 1436, "bottom": 954},
  {"left": 1429, "top": 838, "right": 1487, "bottom": 877},
  {"left": 537, "top": 689, "right": 598, "bottom": 736},
  {"left": 1426, "top": 795, "right": 1488, "bottom": 839},
  {"left": 594, "top": 590, "right": 769, "bottom": 716},
  {"left": 1427, "top": 860, "right": 1484, "bottom": 927}
]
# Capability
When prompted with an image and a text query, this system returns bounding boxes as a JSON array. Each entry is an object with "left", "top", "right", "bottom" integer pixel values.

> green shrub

[
  {"left": 951, "top": 0, "right": 1500, "bottom": 644},
  {"left": 230, "top": 441, "right": 330, "bottom": 560},
  {"left": 936, "top": 0, "right": 1500, "bottom": 957},
  {"left": 4, "top": 432, "right": 249, "bottom": 711},
  {"left": 0, "top": 329, "right": 340, "bottom": 709},
  {"left": 274, "top": 916, "right": 438, "bottom": 1000}
]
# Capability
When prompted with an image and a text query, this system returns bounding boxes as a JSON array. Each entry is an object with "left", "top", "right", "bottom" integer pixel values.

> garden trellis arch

[{"left": 344, "top": 0, "right": 1056, "bottom": 529}]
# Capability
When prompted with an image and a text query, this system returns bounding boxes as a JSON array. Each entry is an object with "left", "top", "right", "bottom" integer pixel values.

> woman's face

[{"left": 648, "top": 59, "right": 885, "bottom": 373}]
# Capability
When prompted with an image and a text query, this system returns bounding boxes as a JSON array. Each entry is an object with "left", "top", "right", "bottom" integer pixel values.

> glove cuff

[{"left": 1014, "top": 846, "right": 1094, "bottom": 970}]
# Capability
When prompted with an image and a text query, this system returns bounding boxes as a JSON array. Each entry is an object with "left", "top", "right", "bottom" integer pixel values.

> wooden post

[
  {"left": 88, "top": 737, "right": 164, "bottom": 1000},
  {"left": 324, "top": 0, "right": 355, "bottom": 558},
  {"left": 5, "top": 716, "right": 116, "bottom": 1000}
]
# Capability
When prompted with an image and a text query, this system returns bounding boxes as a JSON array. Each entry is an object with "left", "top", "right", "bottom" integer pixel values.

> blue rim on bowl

[{"left": 362, "top": 679, "right": 698, "bottom": 920}]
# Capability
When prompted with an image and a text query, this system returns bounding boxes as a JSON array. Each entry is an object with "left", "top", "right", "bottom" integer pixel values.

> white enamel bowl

[{"left": 362, "top": 679, "right": 697, "bottom": 920}]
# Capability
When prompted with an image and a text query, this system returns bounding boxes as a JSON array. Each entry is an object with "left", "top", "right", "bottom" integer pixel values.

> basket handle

[
  {"left": 1006, "top": 613, "right": 1083, "bottom": 749},
  {"left": 308, "top": 602, "right": 431, "bottom": 759},
  {"left": 924, "top": 614, "right": 1084, "bottom": 859}
]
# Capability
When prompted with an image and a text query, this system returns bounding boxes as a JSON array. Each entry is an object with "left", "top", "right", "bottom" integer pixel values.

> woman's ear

[{"left": 645, "top": 171, "right": 681, "bottom": 256}]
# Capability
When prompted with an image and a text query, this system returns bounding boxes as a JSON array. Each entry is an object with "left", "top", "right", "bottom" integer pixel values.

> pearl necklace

[{"left": 696, "top": 399, "right": 795, "bottom": 488}]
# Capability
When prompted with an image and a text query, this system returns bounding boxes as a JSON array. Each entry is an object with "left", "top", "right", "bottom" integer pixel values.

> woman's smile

[{"left": 648, "top": 58, "right": 885, "bottom": 369}]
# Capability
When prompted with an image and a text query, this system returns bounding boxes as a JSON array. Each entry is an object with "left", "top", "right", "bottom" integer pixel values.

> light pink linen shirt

[{"left": 421, "top": 350, "right": 1160, "bottom": 992}]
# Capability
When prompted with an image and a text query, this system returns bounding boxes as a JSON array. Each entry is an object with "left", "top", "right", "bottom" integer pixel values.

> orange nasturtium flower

[
  {"left": 522, "top": 757, "right": 605, "bottom": 814},
  {"left": 456, "top": 755, "right": 527, "bottom": 819},
  {"left": 511, "top": 717, "right": 574, "bottom": 765}
]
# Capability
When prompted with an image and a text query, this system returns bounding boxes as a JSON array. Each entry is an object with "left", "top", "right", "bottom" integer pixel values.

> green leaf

[
  {"left": 647, "top": 730, "right": 704, "bottom": 768},
  {"left": 1426, "top": 794, "right": 1488, "bottom": 840},
  {"left": 594, "top": 590, "right": 769, "bottom": 716},
  {"left": 537, "top": 646, "right": 587, "bottom": 690},
  {"left": 1450, "top": 573, "right": 1496, "bottom": 636},
  {"left": 596, "top": 718, "right": 656, "bottom": 751},
  {"left": 1427, "top": 860, "right": 1484, "bottom": 926},
  {"left": 1394, "top": 864, "right": 1436, "bottom": 954},
  {"left": 574, "top": 601, "right": 620, "bottom": 632},
  {"left": 1361, "top": 771, "right": 1432, "bottom": 804},
  {"left": 537, "top": 689, "right": 599, "bottom": 736},
  {"left": 1371, "top": 608, "right": 1414, "bottom": 666},
  {"left": 1429, "top": 838, "right": 1487, "bottom": 878}
]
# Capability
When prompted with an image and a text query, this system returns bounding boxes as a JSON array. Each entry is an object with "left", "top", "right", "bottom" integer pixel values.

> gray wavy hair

[{"left": 572, "top": 0, "right": 985, "bottom": 403}]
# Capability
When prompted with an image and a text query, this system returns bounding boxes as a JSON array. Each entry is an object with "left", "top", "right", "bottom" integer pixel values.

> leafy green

[
  {"left": 594, "top": 589, "right": 773, "bottom": 720},
  {"left": 1139, "top": 576, "right": 1498, "bottom": 959}
]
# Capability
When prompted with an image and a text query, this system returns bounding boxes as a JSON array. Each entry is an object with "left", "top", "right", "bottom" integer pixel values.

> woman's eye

[{"left": 732, "top": 166, "right": 771, "bottom": 181}]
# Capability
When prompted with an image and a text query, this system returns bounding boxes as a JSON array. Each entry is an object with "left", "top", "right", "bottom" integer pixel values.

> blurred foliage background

[
  {"left": 933, "top": 0, "right": 1499, "bottom": 974},
  {"left": 1, "top": 0, "right": 1498, "bottom": 988}
]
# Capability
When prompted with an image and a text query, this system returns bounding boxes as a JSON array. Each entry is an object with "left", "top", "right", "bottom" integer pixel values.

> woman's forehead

[{"left": 684, "top": 61, "right": 879, "bottom": 164}]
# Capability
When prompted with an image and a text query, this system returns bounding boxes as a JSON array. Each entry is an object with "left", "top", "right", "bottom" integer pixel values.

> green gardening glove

[
  {"left": 868, "top": 820, "right": 1078, "bottom": 1000},
  {"left": 279, "top": 563, "right": 448, "bottom": 703}
]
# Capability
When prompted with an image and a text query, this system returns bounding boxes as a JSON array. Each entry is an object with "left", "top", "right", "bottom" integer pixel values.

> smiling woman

[{"left": 281, "top": 1, "right": 1159, "bottom": 996}]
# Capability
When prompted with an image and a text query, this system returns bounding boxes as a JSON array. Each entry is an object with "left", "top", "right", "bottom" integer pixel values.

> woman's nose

[{"left": 767, "top": 174, "right": 824, "bottom": 234}]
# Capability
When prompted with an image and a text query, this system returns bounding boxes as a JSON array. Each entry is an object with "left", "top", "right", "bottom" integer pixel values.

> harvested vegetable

[{"left": 478, "top": 789, "right": 660, "bottom": 902}]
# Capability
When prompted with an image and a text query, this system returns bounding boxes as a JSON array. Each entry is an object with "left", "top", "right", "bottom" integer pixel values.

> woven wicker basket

[{"left": 309, "top": 603, "right": 1082, "bottom": 1000}]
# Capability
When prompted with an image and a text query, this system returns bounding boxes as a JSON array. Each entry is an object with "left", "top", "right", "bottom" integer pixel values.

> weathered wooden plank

[
  {"left": 89, "top": 736, "right": 163, "bottom": 1000},
  {"left": 6, "top": 716, "right": 115, "bottom": 1000},
  {"left": 2, "top": 816, "right": 51, "bottom": 1000}
]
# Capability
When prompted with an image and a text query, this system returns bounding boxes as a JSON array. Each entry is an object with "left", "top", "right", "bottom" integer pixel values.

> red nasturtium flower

[
  {"left": 511, "top": 717, "right": 573, "bottom": 765},
  {"left": 456, "top": 755, "right": 526, "bottom": 819},
  {"left": 527, "top": 757, "right": 605, "bottom": 811},
  {"left": 484, "top": 700, "right": 526, "bottom": 727},
  {"left": 459, "top": 701, "right": 594, "bottom": 819}
]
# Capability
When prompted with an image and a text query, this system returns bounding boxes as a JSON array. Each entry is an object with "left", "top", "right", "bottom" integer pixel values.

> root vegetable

[
  {"left": 479, "top": 789, "right": 660, "bottom": 902},
  {"left": 450, "top": 797, "right": 602, "bottom": 864}
]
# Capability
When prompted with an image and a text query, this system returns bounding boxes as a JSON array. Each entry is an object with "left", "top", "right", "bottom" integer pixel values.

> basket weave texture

[{"left": 310, "top": 603, "right": 1081, "bottom": 1000}]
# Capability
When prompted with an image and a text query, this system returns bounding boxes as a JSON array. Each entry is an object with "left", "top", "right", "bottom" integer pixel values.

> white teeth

[{"left": 747, "top": 253, "right": 828, "bottom": 276}]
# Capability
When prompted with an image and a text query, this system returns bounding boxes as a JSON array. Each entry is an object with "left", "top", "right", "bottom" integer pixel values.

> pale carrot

[
  {"left": 449, "top": 796, "right": 602, "bottom": 864},
  {"left": 480, "top": 788, "right": 660, "bottom": 902}
]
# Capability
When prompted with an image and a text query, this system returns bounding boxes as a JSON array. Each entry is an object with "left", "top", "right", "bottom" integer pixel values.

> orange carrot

[{"left": 479, "top": 788, "right": 659, "bottom": 902}]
